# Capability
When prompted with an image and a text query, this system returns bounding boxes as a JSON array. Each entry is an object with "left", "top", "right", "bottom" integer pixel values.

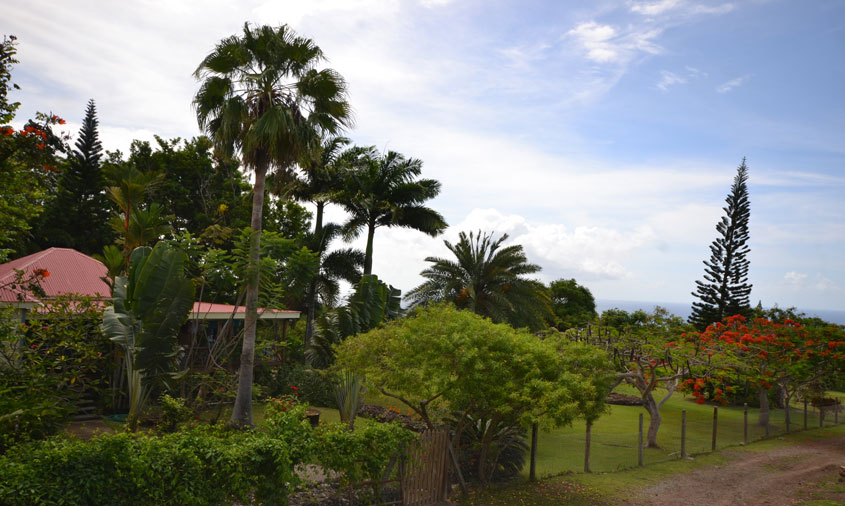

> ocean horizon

[{"left": 595, "top": 299, "right": 845, "bottom": 326}]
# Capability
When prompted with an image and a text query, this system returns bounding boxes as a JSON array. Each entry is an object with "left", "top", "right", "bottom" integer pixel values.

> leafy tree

[
  {"left": 0, "top": 36, "right": 67, "bottom": 256},
  {"left": 335, "top": 304, "right": 609, "bottom": 482},
  {"left": 128, "top": 136, "right": 253, "bottom": 240},
  {"left": 569, "top": 307, "right": 696, "bottom": 448},
  {"left": 339, "top": 147, "right": 447, "bottom": 275},
  {"left": 682, "top": 315, "right": 845, "bottom": 428},
  {"left": 548, "top": 278, "right": 597, "bottom": 330},
  {"left": 194, "top": 23, "right": 351, "bottom": 426},
  {"left": 406, "top": 230, "right": 552, "bottom": 331},
  {"left": 37, "top": 99, "right": 111, "bottom": 254},
  {"left": 102, "top": 243, "right": 195, "bottom": 431},
  {"left": 690, "top": 159, "right": 752, "bottom": 329}
]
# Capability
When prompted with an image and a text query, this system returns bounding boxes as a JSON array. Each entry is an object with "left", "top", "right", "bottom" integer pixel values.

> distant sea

[{"left": 595, "top": 299, "right": 845, "bottom": 326}]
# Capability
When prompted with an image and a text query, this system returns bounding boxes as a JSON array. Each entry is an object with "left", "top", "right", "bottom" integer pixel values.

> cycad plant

[
  {"left": 406, "top": 231, "right": 552, "bottom": 330},
  {"left": 194, "top": 23, "right": 351, "bottom": 426}
]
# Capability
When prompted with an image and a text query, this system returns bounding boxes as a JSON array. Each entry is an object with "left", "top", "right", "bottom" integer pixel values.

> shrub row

[
  {"left": 0, "top": 427, "right": 294, "bottom": 506},
  {"left": 0, "top": 404, "right": 414, "bottom": 506}
]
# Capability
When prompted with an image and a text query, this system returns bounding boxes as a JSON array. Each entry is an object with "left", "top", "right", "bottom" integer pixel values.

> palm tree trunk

[
  {"left": 363, "top": 220, "right": 376, "bottom": 275},
  {"left": 229, "top": 163, "right": 267, "bottom": 428},
  {"left": 304, "top": 203, "right": 324, "bottom": 363}
]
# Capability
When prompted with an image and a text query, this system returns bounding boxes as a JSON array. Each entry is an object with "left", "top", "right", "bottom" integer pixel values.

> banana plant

[{"left": 102, "top": 243, "right": 195, "bottom": 430}]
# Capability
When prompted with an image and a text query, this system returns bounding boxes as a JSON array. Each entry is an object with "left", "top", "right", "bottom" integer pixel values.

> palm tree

[
  {"left": 105, "top": 165, "right": 162, "bottom": 270},
  {"left": 193, "top": 23, "right": 351, "bottom": 427},
  {"left": 339, "top": 147, "right": 447, "bottom": 275},
  {"left": 406, "top": 231, "right": 553, "bottom": 330},
  {"left": 288, "top": 135, "right": 359, "bottom": 353}
]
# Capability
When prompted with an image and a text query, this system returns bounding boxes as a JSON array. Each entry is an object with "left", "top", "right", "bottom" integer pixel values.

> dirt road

[{"left": 632, "top": 436, "right": 845, "bottom": 506}]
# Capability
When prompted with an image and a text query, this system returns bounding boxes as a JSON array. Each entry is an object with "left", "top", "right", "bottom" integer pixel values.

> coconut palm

[
  {"left": 193, "top": 23, "right": 351, "bottom": 426},
  {"left": 339, "top": 147, "right": 447, "bottom": 275},
  {"left": 406, "top": 231, "right": 552, "bottom": 330}
]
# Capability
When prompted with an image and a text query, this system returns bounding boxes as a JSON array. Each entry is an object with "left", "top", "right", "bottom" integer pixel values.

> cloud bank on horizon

[{"left": 4, "top": 0, "right": 844, "bottom": 311}]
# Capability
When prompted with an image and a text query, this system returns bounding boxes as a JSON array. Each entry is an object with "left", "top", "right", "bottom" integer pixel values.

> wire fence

[{"left": 530, "top": 397, "right": 842, "bottom": 477}]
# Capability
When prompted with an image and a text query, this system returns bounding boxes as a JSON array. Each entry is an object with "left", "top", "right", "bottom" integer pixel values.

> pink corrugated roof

[
  {"left": 190, "top": 302, "right": 299, "bottom": 320},
  {"left": 0, "top": 248, "right": 110, "bottom": 304}
]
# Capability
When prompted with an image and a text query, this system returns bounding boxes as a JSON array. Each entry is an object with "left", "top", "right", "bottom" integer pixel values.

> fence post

[
  {"left": 820, "top": 405, "right": 824, "bottom": 428},
  {"left": 680, "top": 410, "right": 687, "bottom": 459},
  {"left": 836, "top": 399, "right": 840, "bottom": 425},
  {"left": 804, "top": 398, "right": 808, "bottom": 430},
  {"left": 712, "top": 407, "right": 718, "bottom": 451},
  {"left": 743, "top": 403, "right": 748, "bottom": 444},
  {"left": 530, "top": 422, "right": 538, "bottom": 481},
  {"left": 638, "top": 413, "right": 643, "bottom": 467}
]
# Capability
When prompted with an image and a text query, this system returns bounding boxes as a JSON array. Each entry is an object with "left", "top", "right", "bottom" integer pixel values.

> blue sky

[{"left": 5, "top": 0, "right": 845, "bottom": 312}]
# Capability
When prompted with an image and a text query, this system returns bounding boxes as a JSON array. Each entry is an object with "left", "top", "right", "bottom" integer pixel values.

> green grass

[
  {"left": 462, "top": 423, "right": 845, "bottom": 506},
  {"left": 530, "top": 385, "right": 841, "bottom": 477}
]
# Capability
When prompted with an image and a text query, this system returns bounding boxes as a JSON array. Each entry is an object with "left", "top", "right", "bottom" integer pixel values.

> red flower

[
  {"left": 290, "top": 386, "right": 298, "bottom": 391},
  {"left": 33, "top": 268, "right": 50, "bottom": 278},
  {"left": 36, "top": 142, "right": 45, "bottom": 150},
  {"left": 30, "top": 344, "right": 38, "bottom": 349},
  {"left": 58, "top": 119, "right": 66, "bottom": 125}
]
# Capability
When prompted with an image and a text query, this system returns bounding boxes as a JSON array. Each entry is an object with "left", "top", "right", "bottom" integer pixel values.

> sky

[{"left": 5, "top": 0, "right": 845, "bottom": 313}]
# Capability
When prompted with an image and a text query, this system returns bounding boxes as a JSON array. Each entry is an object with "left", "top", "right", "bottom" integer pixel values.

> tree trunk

[
  {"left": 644, "top": 394, "right": 662, "bottom": 448},
  {"left": 584, "top": 420, "right": 592, "bottom": 472},
  {"left": 363, "top": 220, "right": 376, "bottom": 275},
  {"left": 303, "top": 203, "right": 324, "bottom": 364},
  {"left": 477, "top": 415, "right": 500, "bottom": 483},
  {"left": 758, "top": 387, "right": 770, "bottom": 427},
  {"left": 229, "top": 163, "right": 267, "bottom": 428}
]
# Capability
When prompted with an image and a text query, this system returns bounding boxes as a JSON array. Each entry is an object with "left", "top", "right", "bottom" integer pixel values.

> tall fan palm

[
  {"left": 193, "top": 23, "right": 351, "bottom": 426},
  {"left": 406, "top": 231, "right": 552, "bottom": 330},
  {"left": 340, "top": 147, "right": 447, "bottom": 275}
]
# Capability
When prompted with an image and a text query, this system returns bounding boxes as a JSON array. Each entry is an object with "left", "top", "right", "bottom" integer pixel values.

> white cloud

[
  {"left": 567, "top": 22, "right": 621, "bottom": 63},
  {"left": 657, "top": 70, "right": 688, "bottom": 91},
  {"left": 630, "top": 0, "right": 683, "bottom": 16},
  {"left": 784, "top": 271, "right": 808, "bottom": 284},
  {"left": 716, "top": 74, "right": 751, "bottom": 93}
]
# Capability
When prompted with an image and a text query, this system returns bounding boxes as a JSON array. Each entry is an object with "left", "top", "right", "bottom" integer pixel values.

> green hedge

[
  {"left": 0, "top": 428, "right": 294, "bottom": 506},
  {"left": 0, "top": 405, "right": 414, "bottom": 506}
]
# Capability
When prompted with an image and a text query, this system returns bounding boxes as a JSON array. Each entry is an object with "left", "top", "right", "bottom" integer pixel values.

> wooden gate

[{"left": 401, "top": 430, "right": 449, "bottom": 506}]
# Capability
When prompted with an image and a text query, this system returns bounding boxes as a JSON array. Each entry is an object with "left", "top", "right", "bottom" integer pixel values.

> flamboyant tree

[
  {"left": 682, "top": 315, "right": 845, "bottom": 427},
  {"left": 690, "top": 159, "right": 752, "bottom": 329}
]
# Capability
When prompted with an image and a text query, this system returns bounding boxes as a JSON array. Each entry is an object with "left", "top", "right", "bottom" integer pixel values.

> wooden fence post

[
  {"left": 530, "top": 422, "right": 538, "bottom": 481},
  {"left": 804, "top": 398, "right": 808, "bottom": 430},
  {"left": 836, "top": 399, "right": 840, "bottom": 425},
  {"left": 743, "top": 403, "right": 748, "bottom": 445},
  {"left": 638, "top": 413, "right": 643, "bottom": 467},
  {"left": 680, "top": 410, "right": 687, "bottom": 459},
  {"left": 711, "top": 407, "right": 718, "bottom": 451},
  {"left": 820, "top": 405, "right": 824, "bottom": 428}
]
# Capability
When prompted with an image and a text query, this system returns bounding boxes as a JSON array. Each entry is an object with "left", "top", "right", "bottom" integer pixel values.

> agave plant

[
  {"left": 334, "top": 369, "right": 366, "bottom": 431},
  {"left": 102, "top": 243, "right": 195, "bottom": 430}
]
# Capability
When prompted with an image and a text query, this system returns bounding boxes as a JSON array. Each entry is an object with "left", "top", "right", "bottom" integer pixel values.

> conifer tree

[
  {"left": 40, "top": 99, "right": 111, "bottom": 253},
  {"left": 689, "top": 158, "right": 752, "bottom": 329}
]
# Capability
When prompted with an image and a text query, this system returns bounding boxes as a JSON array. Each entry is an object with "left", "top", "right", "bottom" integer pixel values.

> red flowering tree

[
  {"left": 1, "top": 35, "right": 69, "bottom": 255},
  {"left": 682, "top": 315, "right": 845, "bottom": 427}
]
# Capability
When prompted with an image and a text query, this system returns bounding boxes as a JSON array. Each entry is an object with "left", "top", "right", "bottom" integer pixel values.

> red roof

[
  {"left": 0, "top": 248, "right": 110, "bottom": 304},
  {"left": 190, "top": 302, "right": 300, "bottom": 320}
]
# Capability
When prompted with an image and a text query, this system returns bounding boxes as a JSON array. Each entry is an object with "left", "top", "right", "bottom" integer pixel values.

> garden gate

[{"left": 401, "top": 430, "right": 450, "bottom": 505}]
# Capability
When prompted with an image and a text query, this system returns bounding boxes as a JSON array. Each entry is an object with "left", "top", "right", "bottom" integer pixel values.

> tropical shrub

[
  {"left": 260, "top": 363, "right": 335, "bottom": 407},
  {"left": 0, "top": 428, "right": 295, "bottom": 506},
  {"left": 158, "top": 394, "right": 193, "bottom": 432}
]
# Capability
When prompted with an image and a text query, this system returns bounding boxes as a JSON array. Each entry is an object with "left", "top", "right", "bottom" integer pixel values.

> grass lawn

[
  {"left": 530, "top": 385, "right": 841, "bottom": 477},
  {"left": 461, "top": 423, "right": 845, "bottom": 506}
]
